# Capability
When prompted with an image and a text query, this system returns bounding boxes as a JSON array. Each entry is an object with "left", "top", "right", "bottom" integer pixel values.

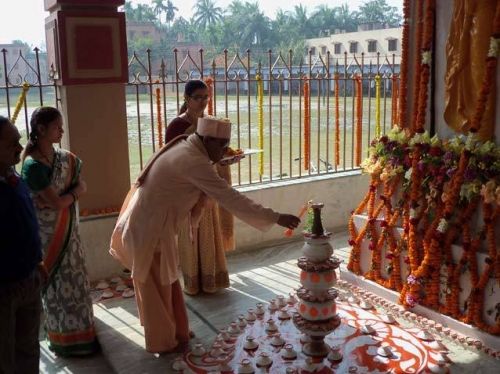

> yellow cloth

[{"left": 444, "top": 0, "right": 497, "bottom": 140}]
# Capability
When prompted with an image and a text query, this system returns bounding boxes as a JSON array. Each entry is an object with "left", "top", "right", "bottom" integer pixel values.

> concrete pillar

[{"left": 44, "top": 0, "right": 130, "bottom": 212}]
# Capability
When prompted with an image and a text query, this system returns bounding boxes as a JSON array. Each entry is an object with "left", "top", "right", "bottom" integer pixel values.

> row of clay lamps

[{"left": 335, "top": 280, "right": 499, "bottom": 359}]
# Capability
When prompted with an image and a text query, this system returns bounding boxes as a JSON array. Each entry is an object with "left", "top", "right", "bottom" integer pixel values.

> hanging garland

[
  {"left": 155, "top": 87, "right": 164, "bottom": 149},
  {"left": 256, "top": 73, "right": 264, "bottom": 176},
  {"left": 414, "top": 0, "right": 435, "bottom": 134},
  {"left": 470, "top": 3, "right": 500, "bottom": 133},
  {"left": 205, "top": 76, "right": 214, "bottom": 116},
  {"left": 410, "top": 0, "right": 425, "bottom": 134},
  {"left": 347, "top": 175, "right": 379, "bottom": 275},
  {"left": 303, "top": 78, "right": 311, "bottom": 171},
  {"left": 374, "top": 74, "right": 381, "bottom": 138},
  {"left": 400, "top": 0, "right": 436, "bottom": 308},
  {"left": 349, "top": 127, "right": 500, "bottom": 333},
  {"left": 10, "top": 82, "right": 30, "bottom": 125},
  {"left": 355, "top": 75, "right": 363, "bottom": 166},
  {"left": 334, "top": 73, "right": 340, "bottom": 166},
  {"left": 398, "top": 0, "right": 411, "bottom": 129}
]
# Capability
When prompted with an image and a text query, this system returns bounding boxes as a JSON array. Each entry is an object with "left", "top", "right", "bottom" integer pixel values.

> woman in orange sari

[{"left": 21, "top": 107, "right": 99, "bottom": 356}]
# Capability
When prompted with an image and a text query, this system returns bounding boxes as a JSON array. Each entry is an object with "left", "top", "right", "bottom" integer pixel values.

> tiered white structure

[{"left": 293, "top": 203, "right": 342, "bottom": 358}]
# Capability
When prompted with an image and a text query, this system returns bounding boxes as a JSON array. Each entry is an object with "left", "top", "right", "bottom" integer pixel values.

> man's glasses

[{"left": 190, "top": 95, "right": 209, "bottom": 102}]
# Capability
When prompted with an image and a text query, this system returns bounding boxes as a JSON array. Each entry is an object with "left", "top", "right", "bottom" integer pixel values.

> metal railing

[
  {"left": 0, "top": 47, "right": 400, "bottom": 187},
  {"left": 126, "top": 49, "right": 400, "bottom": 185},
  {"left": 0, "top": 48, "right": 59, "bottom": 136}
]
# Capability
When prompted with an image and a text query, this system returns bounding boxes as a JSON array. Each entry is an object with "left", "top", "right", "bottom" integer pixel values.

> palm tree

[
  {"left": 357, "top": 0, "right": 401, "bottom": 27},
  {"left": 311, "top": 5, "right": 338, "bottom": 36},
  {"left": 193, "top": 0, "right": 223, "bottom": 29},
  {"left": 241, "top": 2, "right": 269, "bottom": 47},
  {"left": 335, "top": 4, "right": 357, "bottom": 32},
  {"left": 152, "top": 0, "right": 167, "bottom": 25},
  {"left": 135, "top": 4, "right": 157, "bottom": 22},
  {"left": 165, "top": 0, "right": 179, "bottom": 28},
  {"left": 292, "top": 4, "right": 310, "bottom": 37},
  {"left": 123, "top": 1, "right": 135, "bottom": 21}
]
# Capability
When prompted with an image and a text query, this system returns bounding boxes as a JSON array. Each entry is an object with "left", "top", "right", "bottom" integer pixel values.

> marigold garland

[
  {"left": 10, "top": 82, "right": 30, "bottom": 125},
  {"left": 414, "top": 0, "right": 435, "bottom": 134},
  {"left": 398, "top": 0, "right": 411, "bottom": 129},
  {"left": 347, "top": 176, "right": 379, "bottom": 274},
  {"left": 155, "top": 87, "right": 164, "bottom": 149},
  {"left": 256, "top": 73, "right": 264, "bottom": 175},
  {"left": 303, "top": 78, "right": 311, "bottom": 170},
  {"left": 410, "top": 0, "right": 425, "bottom": 134},
  {"left": 354, "top": 75, "right": 363, "bottom": 166},
  {"left": 334, "top": 73, "right": 340, "bottom": 166},
  {"left": 347, "top": 0, "right": 500, "bottom": 335},
  {"left": 348, "top": 126, "right": 500, "bottom": 334},
  {"left": 465, "top": 203, "right": 500, "bottom": 334},
  {"left": 469, "top": 2, "right": 500, "bottom": 134},
  {"left": 205, "top": 76, "right": 214, "bottom": 116}
]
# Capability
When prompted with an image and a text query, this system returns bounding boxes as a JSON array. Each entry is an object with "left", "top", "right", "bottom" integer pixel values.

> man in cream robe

[{"left": 110, "top": 118, "right": 300, "bottom": 353}]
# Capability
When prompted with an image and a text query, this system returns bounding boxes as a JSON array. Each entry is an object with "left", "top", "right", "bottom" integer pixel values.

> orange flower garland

[
  {"left": 348, "top": 0, "right": 499, "bottom": 334},
  {"left": 355, "top": 75, "right": 363, "bottom": 166},
  {"left": 398, "top": 0, "right": 411, "bottom": 129},
  {"left": 303, "top": 78, "right": 311, "bottom": 171},
  {"left": 414, "top": 0, "right": 435, "bottom": 134},
  {"left": 410, "top": 0, "right": 425, "bottom": 134},
  {"left": 334, "top": 73, "right": 341, "bottom": 166},
  {"left": 205, "top": 76, "right": 214, "bottom": 116},
  {"left": 155, "top": 87, "right": 164, "bottom": 149},
  {"left": 469, "top": 2, "right": 500, "bottom": 134},
  {"left": 472, "top": 204, "right": 500, "bottom": 334},
  {"left": 365, "top": 176, "right": 401, "bottom": 287},
  {"left": 406, "top": 149, "right": 470, "bottom": 309},
  {"left": 347, "top": 176, "right": 379, "bottom": 274},
  {"left": 442, "top": 199, "right": 478, "bottom": 317}
]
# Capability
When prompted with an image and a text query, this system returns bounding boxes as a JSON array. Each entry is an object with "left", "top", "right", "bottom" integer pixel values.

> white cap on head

[{"left": 197, "top": 116, "right": 231, "bottom": 139}]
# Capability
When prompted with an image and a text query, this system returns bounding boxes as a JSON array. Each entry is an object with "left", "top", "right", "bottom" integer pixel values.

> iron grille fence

[
  {"left": 0, "top": 47, "right": 400, "bottom": 186},
  {"left": 127, "top": 48, "right": 400, "bottom": 185},
  {"left": 0, "top": 47, "right": 59, "bottom": 137}
]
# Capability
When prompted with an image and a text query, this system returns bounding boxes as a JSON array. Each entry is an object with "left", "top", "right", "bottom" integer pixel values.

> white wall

[{"left": 80, "top": 172, "right": 368, "bottom": 281}]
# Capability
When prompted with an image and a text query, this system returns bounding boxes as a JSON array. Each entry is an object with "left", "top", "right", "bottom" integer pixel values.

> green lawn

[
  {"left": 127, "top": 94, "right": 395, "bottom": 184},
  {"left": 1, "top": 90, "right": 394, "bottom": 185}
]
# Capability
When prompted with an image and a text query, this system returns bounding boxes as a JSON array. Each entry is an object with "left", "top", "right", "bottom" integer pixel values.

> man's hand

[
  {"left": 219, "top": 154, "right": 245, "bottom": 166},
  {"left": 277, "top": 214, "right": 301, "bottom": 229}
]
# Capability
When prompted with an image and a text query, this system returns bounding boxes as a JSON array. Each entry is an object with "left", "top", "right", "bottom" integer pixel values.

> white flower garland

[
  {"left": 421, "top": 51, "right": 432, "bottom": 65},
  {"left": 437, "top": 218, "right": 448, "bottom": 233},
  {"left": 487, "top": 37, "right": 499, "bottom": 58}
]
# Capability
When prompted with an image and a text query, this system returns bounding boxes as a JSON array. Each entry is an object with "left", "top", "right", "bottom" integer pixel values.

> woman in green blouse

[{"left": 21, "top": 107, "right": 99, "bottom": 356}]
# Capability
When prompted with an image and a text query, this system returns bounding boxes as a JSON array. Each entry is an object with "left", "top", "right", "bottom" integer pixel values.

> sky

[{"left": 0, "top": 0, "right": 402, "bottom": 47}]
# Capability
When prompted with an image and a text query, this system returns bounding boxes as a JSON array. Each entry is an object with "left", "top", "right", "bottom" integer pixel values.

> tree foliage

[{"left": 123, "top": 0, "right": 402, "bottom": 58}]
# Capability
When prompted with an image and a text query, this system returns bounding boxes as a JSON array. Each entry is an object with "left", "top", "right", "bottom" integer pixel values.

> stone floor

[{"left": 40, "top": 232, "right": 500, "bottom": 373}]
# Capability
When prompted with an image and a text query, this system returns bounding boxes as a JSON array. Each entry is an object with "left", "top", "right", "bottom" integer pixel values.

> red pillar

[{"left": 45, "top": 0, "right": 130, "bottom": 212}]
